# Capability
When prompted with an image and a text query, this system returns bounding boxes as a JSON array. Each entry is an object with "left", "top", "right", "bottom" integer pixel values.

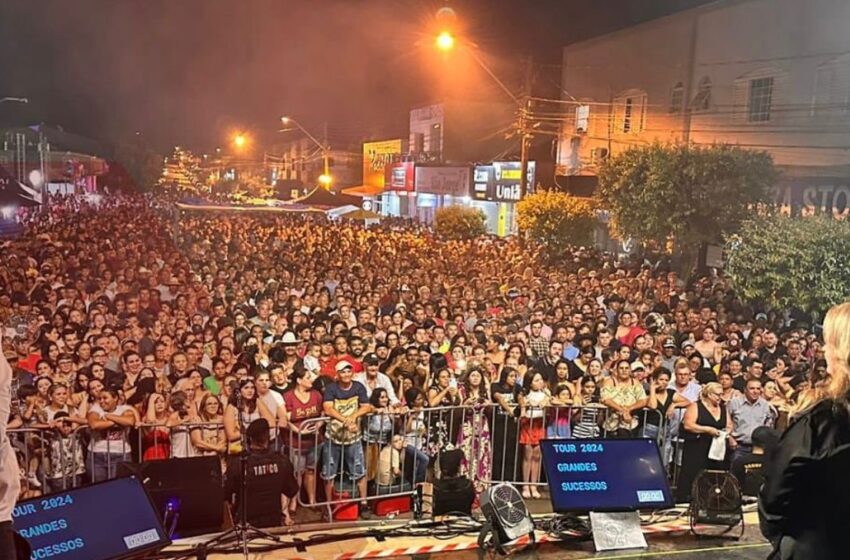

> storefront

[
  {"left": 383, "top": 161, "right": 415, "bottom": 217},
  {"left": 413, "top": 165, "right": 471, "bottom": 223},
  {"left": 472, "top": 161, "right": 535, "bottom": 236},
  {"left": 343, "top": 139, "right": 403, "bottom": 215}
]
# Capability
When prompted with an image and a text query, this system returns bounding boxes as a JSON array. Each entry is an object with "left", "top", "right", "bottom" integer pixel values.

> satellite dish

[{"left": 28, "top": 169, "right": 44, "bottom": 188}]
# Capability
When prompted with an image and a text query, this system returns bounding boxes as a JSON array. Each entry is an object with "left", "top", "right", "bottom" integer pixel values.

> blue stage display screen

[
  {"left": 540, "top": 438, "right": 673, "bottom": 512},
  {"left": 12, "top": 476, "right": 170, "bottom": 560}
]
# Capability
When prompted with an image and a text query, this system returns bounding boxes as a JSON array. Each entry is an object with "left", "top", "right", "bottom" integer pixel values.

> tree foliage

[
  {"left": 517, "top": 191, "right": 596, "bottom": 250},
  {"left": 726, "top": 214, "right": 850, "bottom": 314},
  {"left": 597, "top": 143, "right": 777, "bottom": 264},
  {"left": 434, "top": 206, "right": 487, "bottom": 240},
  {"left": 112, "top": 142, "right": 162, "bottom": 192}
]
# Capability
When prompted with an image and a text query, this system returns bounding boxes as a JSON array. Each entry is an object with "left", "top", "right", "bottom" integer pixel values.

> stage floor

[{"left": 166, "top": 509, "right": 768, "bottom": 560}]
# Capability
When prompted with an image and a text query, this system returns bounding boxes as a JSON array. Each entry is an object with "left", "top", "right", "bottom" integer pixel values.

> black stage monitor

[
  {"left": 540, "top": 438, "right": 673, "bottom": 512},
  {"left": 12, "top": 475, "right": 171, "bottom": 560}
]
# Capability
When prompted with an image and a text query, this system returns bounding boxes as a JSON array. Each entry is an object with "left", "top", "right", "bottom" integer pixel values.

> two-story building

[{"left": 557, "top": 0, "right": 850, "bottom": 215}]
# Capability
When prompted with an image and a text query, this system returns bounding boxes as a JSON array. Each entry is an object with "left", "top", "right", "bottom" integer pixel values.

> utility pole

[{"left": 519, "top": 56, "right": 534, "bottom": 198}]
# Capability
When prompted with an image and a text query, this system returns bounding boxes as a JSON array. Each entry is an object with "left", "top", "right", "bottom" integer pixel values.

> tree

[
  {"left": 111, "top": 142, "right": 162, "bottom": 192},
  {"left": 517, "top": 191, "right": 596, "bottom": 251},
  {"left": 434, "top": 206, "right": 487, "bottom": 240},
  {"left": 597, "top": 143, "right": 777, "bottom": 274},
  {"left": 726, "top": 214, "right": 850, "bottom": 315}
]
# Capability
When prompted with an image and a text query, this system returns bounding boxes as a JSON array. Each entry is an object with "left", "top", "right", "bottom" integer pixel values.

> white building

[{"left": 558, "top": 0, "right": 850, "bottom": 214}]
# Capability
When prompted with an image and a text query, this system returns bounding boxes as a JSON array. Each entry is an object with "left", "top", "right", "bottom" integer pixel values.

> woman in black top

[
  {"left": 760, "top": 302, "right": 850, "bottom": 560},
  {"left": 490, "top": 367, "right": 521, "bottom": 482},
  {"left": 644, "top": 367, "right": 689, "bottom": 440},
  {"left": 675, "top": 382, "right": 732, "bottom": 502}
]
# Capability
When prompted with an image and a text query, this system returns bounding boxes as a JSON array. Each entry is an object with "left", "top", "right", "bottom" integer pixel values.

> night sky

[{"left": 0, "top": 0, "right": 712, "bottom": 153}]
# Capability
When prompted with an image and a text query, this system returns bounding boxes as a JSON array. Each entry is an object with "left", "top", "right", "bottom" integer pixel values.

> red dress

[{"left": 142, "top": 428, "right": 170, "bottom": 460}]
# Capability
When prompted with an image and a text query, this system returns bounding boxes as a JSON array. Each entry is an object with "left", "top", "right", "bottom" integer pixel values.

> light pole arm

[
  {"left": 283, "top": 118, "right": 330, "bottom": 153},
  {"left": 0, "top": 97, "right": 28, "bottom": 104},
  {"left": 466, "top": 49, "right": 521, "bottom": 107}
]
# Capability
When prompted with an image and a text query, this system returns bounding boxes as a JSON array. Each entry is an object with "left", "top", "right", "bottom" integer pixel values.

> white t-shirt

[
  {"left": 89, "top": 404, "right": 133, "bottom": 454},
  {"left": 258, "top": 391, "right": 284, "bottom": 439}
]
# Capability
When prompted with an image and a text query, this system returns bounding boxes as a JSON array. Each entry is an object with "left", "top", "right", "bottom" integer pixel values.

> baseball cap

[
  {"left": 663, "top": 338, "right": 676, "bottom": 349},
  {"left": 335, "top": 360, "right": 353, "bottom": 372},
  {"left": 363, "top": 353, "right": 380, "bottom": 365},
  {"left": 681, "top": 340, "right": 695, "bottom": 350},
  {"left": 631, "top": 361, "right": 646, "bottom": 372}
]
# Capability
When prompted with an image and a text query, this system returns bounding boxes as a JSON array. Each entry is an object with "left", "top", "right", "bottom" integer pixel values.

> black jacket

[{"left": 759, "top": 398, "right": 850, "bottom": 559}]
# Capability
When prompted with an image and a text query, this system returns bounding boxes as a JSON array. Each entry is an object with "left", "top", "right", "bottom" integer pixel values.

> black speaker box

[{"left": 118, "top": 456, "right": 224, "bottom": 537}]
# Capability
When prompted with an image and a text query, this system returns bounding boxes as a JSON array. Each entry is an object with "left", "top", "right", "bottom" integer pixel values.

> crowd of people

[{"left": 0, "top": 194, "right": 826, "bottom": 524}]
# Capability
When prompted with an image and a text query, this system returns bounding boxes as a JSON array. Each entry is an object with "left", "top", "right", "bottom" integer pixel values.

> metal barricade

[
  {"left": 135, "top": 421, "right": 227, "bottom": 462},
  {"left": 9, "top": 427, "right": 89, "bottom": 496},
  {"left": 289, "top": 409, "right": 427, "bottom": 519}
]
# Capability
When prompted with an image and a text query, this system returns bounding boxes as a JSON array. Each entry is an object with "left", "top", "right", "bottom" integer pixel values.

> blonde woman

[
  {"left": 760, "top": 302, "right": 850, "bottom": 560},
  {"left": 675, "top": 382, "right": 732, "bottom": 502}
]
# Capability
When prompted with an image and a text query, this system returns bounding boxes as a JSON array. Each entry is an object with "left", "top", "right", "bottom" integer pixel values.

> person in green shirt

[{"left": 203, "top": 358, "right": 228, "bottom": 396}]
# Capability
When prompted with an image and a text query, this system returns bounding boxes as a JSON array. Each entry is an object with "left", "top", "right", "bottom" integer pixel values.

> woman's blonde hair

[
  {"left": 700, "top": 382, "right": 722, "bottom": 400},
  {"left": 824, "top": 302, "right": 850, "bottom": 400}
]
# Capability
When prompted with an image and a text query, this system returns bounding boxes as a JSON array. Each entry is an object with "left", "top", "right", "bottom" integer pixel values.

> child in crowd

[
  {"left": 520, "top": 371, "right": 550, "bottom": 499},
  {"left": 44, "top": 411, "right": 86, "bottom": 494},
  {"left": 376, "top": 434, "right": 405, "bottom": 489},
  {"left": 546, "top": 383, "right": 573, "bottom": 439}
]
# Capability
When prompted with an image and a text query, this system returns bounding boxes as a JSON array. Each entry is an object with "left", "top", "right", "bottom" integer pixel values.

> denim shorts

[
  {"left": 291, "top": 444, "right": 320, "bottom": 472},
  {"left": 321, "top": 441, "right": 365, "bottom": 481}
]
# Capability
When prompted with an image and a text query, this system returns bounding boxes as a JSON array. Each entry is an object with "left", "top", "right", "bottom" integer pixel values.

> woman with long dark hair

[
  {"left": 456, "top": 367, "right": 491, "bottom": 492},
  {"left": 223, "top": 377, "right": 274, "bottom": 454},
  {"left": 490, "top": 366, "right": 521, "bottom": 483}
]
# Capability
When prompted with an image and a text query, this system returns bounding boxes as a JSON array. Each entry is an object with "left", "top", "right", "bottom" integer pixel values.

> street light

[
  {"left": 436, "top": 31, "right": 455, "bottom": 51},
  {"left": 279, "top": 116, "right": 332, "bottom": 189},
  {"left": 0, "top": 97, "right": 28, "bottom": 104},
  {"left": 434, "top": 30, "right": 531, "bottom": 197},
  {"left": 233, "top": 134, "right": 247, "bottom": 149}
]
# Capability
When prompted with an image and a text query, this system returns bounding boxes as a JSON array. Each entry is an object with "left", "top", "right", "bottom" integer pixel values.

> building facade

[{"left": 557, "top": 0, "right": 850, "bottom": 214}]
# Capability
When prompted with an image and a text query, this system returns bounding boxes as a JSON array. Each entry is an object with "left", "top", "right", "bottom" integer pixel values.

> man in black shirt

[{"left": 225, "top": 419, "right": 299, "bottom": 527}]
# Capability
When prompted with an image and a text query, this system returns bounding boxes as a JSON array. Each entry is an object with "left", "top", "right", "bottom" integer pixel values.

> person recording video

[{"left": 224, "top": 418, "right": 299, "bottom": 527}]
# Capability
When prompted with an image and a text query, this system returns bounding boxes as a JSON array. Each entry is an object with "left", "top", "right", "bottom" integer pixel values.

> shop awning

[{"left": 342, "top": 184, "right": 384, "bottom": 197}]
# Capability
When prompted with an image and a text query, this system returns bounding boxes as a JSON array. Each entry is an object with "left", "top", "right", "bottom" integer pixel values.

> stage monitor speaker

[{"left": 118, "top": 456, "right": 224, "bottom": 537}]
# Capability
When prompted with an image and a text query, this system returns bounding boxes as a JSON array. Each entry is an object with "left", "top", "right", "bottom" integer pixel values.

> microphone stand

[{"left": 195, "top": 391, "right": 280, "bottom": 559}]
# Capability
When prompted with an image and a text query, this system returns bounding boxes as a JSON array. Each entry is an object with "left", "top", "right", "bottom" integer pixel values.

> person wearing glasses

[{"left": 676, "top": 382, "right": 733, "bottom": 502}]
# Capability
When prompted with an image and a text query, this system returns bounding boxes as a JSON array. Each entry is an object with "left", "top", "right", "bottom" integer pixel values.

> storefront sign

[
  {"left": 472, "top": 161, "right": 536, "bottom": 202},
  {"left": 385, "top": 161, "right": 415, "bottom": 191},
  {"left": 775, "top": 177, "right": 850, "bottom": 216},
  {"left": 414, "top": 166, "right": 470, "bottom": 197},
  {"left": 362, "top": 139, "right": 403, "bottom": 188}
]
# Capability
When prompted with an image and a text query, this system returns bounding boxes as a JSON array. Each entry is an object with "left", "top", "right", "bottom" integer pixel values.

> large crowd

[{"left": 0, "top": 194, "right": 824, "bottom": 523}]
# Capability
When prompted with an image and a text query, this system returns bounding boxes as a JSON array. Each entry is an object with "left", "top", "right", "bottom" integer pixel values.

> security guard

[{"left": 224, "top": 418, "right": 299, "bottom": 527}]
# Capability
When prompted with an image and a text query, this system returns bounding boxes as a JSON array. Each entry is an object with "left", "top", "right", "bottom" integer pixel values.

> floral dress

[{"left": 456, "top": 387, "right": 492, "bottom": 492}]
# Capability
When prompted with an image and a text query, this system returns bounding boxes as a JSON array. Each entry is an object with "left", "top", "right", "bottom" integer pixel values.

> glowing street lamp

[
  {"left": 233, "top": 134, "right": 247, "bottom": 149},
  {"left": 435, "top": 31, "right": 455, "bottom": 51},
  {"left": 279, "top": 116, "right": 332, "bottom": 189}
]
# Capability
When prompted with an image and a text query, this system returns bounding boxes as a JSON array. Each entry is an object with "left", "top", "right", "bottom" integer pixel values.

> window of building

[
  {"left": 748, "top": 77, "right": 774, "bottom": 122},
  {"left": 669, "top": 82, "right": 684, "bottom": 113},
  {"left": 614, "top": 91, "right": 647, "bottom": 134},
  {"left": 575, "top": 105, "right": 590, "bottom": 132},
  {"left": 691, "top": 77, "right": 712, "bottom": 112},
  {"left": 812, "top": 56, "right": 850, "bottom": 118}
]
